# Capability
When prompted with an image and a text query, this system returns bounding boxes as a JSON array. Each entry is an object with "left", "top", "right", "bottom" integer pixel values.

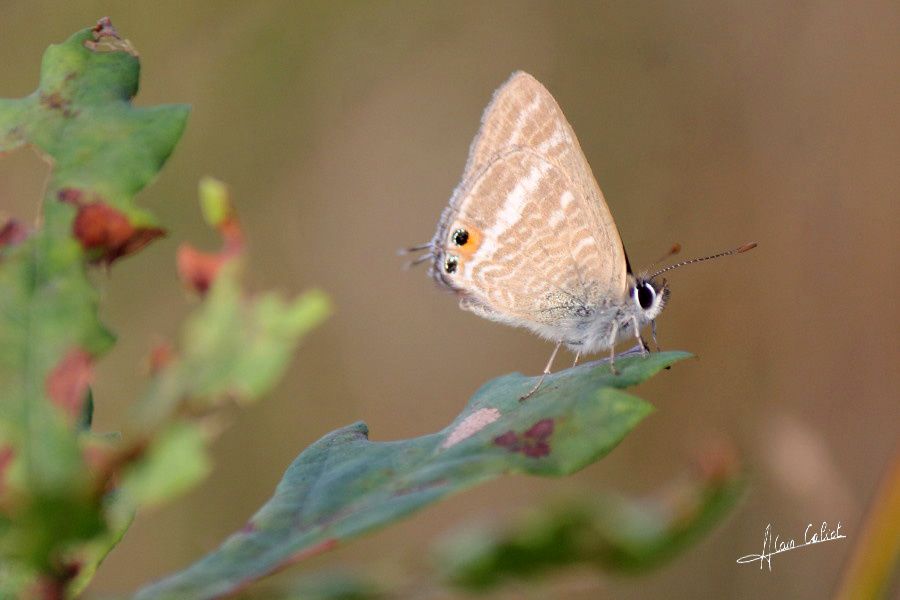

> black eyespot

[
  {"left": 636, "top": 282, "right": 655, "bottom": 310},
  {"left": 452, "top": 228, "right": 469, "bottom": 246},
  {"left": 444, "top": 255, "right": 459, "bottom": 274}
]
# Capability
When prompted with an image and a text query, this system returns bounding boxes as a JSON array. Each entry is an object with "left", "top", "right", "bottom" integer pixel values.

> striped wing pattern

[{"left": 432, "top": 72, "right": 628, "bottom": 337}]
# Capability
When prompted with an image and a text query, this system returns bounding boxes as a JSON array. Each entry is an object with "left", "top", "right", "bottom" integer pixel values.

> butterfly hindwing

[
  {"left": 431, "top": 72, "right": 628, "bottom": 337},
  {"left": 435, "top": 150, "right": 622, "bottom": 339}
]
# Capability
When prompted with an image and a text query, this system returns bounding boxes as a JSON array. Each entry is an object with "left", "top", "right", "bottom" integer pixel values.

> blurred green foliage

[
  {"left": 436, "top": 454, "right": 744, "bottom": 589},
  {"left": 0, "top": 19, "right": 327, "bottom": 597}
]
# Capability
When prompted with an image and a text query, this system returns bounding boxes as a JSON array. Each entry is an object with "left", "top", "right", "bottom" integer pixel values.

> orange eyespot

[{"left": 449, "top": 223, "right": 482, "bottom": 261}]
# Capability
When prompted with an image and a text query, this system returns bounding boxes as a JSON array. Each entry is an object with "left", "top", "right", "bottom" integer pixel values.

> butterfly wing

[{"left": 431, "top": 72, "right": 628, "bottom": 338}]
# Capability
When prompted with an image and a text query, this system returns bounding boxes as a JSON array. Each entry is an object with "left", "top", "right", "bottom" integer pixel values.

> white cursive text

[{"left": 736, "top": 521, "right": 846, "bottom": 571}]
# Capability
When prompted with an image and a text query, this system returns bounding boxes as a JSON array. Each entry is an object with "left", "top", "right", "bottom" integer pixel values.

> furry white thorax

[{"left": 500, "top": 276, "right": 669, "bottom": 355}]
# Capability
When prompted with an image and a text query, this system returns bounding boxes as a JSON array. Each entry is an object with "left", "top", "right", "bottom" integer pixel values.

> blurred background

[{"left": 1, "top": 2, "right": 897, "bottom": 598}]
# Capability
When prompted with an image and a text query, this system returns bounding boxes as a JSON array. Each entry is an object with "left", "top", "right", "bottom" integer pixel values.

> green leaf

[
  {"left": 115, "top": 281, "right": 329, "bottom": 509},
  {"left": 135, "top": 351, "right": 689, "bottom": 600},
  {"left": 0, "top": 234, "right": 113, "bottom": 488},
  {"left": 118, "top": 182, "right": 330, "bottom": 508},
  {"left": 180, "top": 278, "right": 330, "bottom": 402},
  {"left": 66, "top": 490, "right": 135, "bottom": 597},
  {"left": 132, "top": 270, "right": 331, "bottom": 432},
  {"left": 436, "top": 458, "right": 745, "bottom": 590},
  {"left": 198, "top": 177, "right": 231, "bottom": 228},
  {"left": 119, "top": 423, "right": 211, "bottom": 508},
  {"left": 0, "top": 17, "right": 188, "bottom": 592},
  {"left": 0, "top": 22, "right": 189, "bottom": 236},
  {"left": 0, "top": 231, "right": 113, "bottom": 576}
]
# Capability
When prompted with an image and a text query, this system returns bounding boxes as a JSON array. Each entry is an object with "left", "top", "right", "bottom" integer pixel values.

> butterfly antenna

[
  {"left": 402, "top": 252, "right": 432, "bottom": 270},
  {"left": 399, "top": 241, "right": 433, "bottom": 269},
  {"left": 397, "top": 242, "right": 432, "bottom": 256},
  {"left": 651, "top": 243, "right": 682, "bottom": 267},
  {"left": 649, "top": 242, "right": 757, "bottom": 280}
]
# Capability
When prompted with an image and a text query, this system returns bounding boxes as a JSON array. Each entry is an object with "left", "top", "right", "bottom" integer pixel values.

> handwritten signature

[{"left": 736, "top": 522, "right": 846, "bottom": 570}]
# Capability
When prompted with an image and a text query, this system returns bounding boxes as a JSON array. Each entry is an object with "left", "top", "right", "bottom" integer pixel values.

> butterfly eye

[
  {"left": 452, "top": 228, "right": 469, "bottom": 246},
  {"left": 444, "top": 255, "right": 459, "bottom": 274},
  {"left": 636, "top": 282, "right": 656, "bottom": 310}
]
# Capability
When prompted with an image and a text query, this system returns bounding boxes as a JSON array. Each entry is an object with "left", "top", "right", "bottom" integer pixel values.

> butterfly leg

[
  {"left": 632, "top": 316, "right": 648, "bottom": 357},
  {"left": 572, "top": 351, "right": 581, "bottom": 367},
  {"left": 649, "top": 319, "right": 672, "bottom": 369},
  {"left": 608, "top": 322, "right": 620, "bottom": 375},
  {"left": 651, "top": 319, "right": 662, "bottom": 352},
  {"left": 520, "top": 341, "right": 562, "bottom": 401}
]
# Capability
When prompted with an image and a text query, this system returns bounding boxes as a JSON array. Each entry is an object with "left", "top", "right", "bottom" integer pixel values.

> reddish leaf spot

[
  {"left": 87, "top": 17, "right": 137, "bottom": 57},
  {"left": 493, "top": 431, "right": 519, "bottom": 450},
  {"left": 73, "top": 203, "right": 131, "bottom": 247},
  {"left": 493, "top": 418, "right": 555, "bottom": 458},
  {"left": 0, "top": 445, "right": 15, "bottom": 498},
  {"left": 82, "top": 444, "right": 111, "bottom": 474},
  {"left": 91, "top": 16, "right": 119, "bottom": 39},
  {"left": 90, "top": 439, "right": 149, "bottom": 498},
  {"left": 39, "top": 91, "right": 76, "bottom": 117},
  {"left": 525, "top": 418, "right": 554, "bottom": 439},
  {"left": 59, "top": 190, "right": 165, "bottom": 264},
  {"left": 147, "top": 341, "right": 174, "bottom": 375},
  {"left": 177, "top": 245, "right": 225, "bottom": 295},
  {"left": 0, "top": 219, "right": 28, "bottom": 248},
  {"left": 523, "top": 442, "right": 550, "bottom": 458},
  {"left": 240, "top": 521, "right": 257, "bottom": 534},
  {"left": 57, "top": 187, "right": 85, "bottom": 204},
  {"left": 45, "top": 349, "right": 93, "bottom": 424},
  {"left": 694, "top": 439, "right": 740, "bottom": 484},
  {"left": 32, "top": 562, "right": 82, "bottom": 600},
  {"left": 176, "top": 215, "right": 243, "bottom": 296}
]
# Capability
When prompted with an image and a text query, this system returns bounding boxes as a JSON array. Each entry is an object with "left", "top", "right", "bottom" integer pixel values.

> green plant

[{"left": 0, "top": 19, "right": 744, "bottom": 600}]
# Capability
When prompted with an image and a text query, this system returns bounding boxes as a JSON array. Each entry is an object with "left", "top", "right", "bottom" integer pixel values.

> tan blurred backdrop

[{"left": 1, "top": 2, "right": 898, "bottom": 598}]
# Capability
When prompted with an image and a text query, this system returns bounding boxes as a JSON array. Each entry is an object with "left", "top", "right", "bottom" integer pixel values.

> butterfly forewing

[{"left": 432, "top": 72, "right": 628, "bottom": 335}]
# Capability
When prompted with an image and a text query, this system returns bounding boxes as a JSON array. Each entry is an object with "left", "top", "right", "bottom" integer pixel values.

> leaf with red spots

[
  {"left": 99, "top": 182, "right": 329, "bottom": 522},
  {"left": 136, "top": 352, "right": 687, "bottom": 600},
  {"left": 0, "top": 18, "right": 188, "bottom": 258},
  {"left": 176, "top": 178, "right": 244, "bottom": 295},
  {"left": 0, "top": 17, "right": 187, "bottom": 595},
  {"left": 493, "top": 418, "right": 555, "bottom": 458}
]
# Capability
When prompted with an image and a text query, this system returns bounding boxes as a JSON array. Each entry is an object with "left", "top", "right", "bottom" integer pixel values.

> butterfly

[{"left": 406, "top": 71, "right": 755, "bottom": 398}]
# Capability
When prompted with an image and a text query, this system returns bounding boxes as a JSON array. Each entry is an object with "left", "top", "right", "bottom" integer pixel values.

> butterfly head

[
  {"left": 630, "top": 277, "right": 669, "bottom": 322},
  {"left": 627, "top": 242, "right": 758, "bottom": 324}
]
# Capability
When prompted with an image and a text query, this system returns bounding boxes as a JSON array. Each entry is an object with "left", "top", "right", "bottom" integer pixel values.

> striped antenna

[{"left": 649, "top": 243, "right": 757, "bottom": 280}]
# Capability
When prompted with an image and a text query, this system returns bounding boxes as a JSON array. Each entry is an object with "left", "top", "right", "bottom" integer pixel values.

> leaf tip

[
  {"left": 85, "top": 16, "right": 137, "bottom": 56},
  {"left": 198, "top": 177, "right": 231, "bottom": 228}
]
